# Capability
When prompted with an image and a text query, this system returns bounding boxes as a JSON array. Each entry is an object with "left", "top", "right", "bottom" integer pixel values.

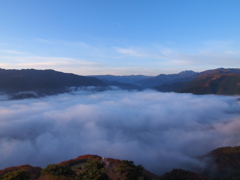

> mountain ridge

[
  {"left": 2, "top": 67, "right": 240, "bottom": 99},
  {"left": 155, "top": 68, "right": 240, "bottom": 95}
]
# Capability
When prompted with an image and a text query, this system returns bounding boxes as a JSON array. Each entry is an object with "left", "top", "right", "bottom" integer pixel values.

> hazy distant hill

[
  {"left": 137, "top": 70, "right": 198, "bottom": 88},
  {"left": 0, "top": 68, "right": 106, "bottom": 99},
  {"left": 91, "top": 71, "right": 198, "bottom": 88},
  {"left": 156, "top": 68, "right": 240, "bottom": 95},
  {"left": 90, "top": 74, "right": 152, "bottom": 85}
]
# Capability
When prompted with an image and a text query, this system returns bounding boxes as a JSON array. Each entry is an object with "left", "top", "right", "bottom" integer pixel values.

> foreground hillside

[
  {"left": 1, "top": 146, "right": 240, "bottom": 180},
  {"left": 0, "top": 155, "right": 159, "bottom": 180}
]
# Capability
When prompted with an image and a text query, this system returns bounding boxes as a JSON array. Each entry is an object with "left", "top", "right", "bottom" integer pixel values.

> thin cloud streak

[
  {"left": 1, "top": 39, "right": 240, "bottom": 75},
  {"left": 0, "top": 90, "right": 240, "bottom": 175},
  {"left": 0, "top": 50, "right": 28, "bottom": 55},
  {"left": 0, "top": 55, "right": 99, "bottom": 73},
  {"left": 115, "top": 47, "right": 148, "bottom": 57},
  {"left": 113, "top": 42, "right": 240, "bottom": 73}
]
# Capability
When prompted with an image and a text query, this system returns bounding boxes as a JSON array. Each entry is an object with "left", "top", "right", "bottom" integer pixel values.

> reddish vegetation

[
  {"left": 58, "top": 154, "right": 160, "bottom": 180},
  {"left": 0, "top": 155, "right": 159, "bottom": 179},
  {"left": 59, "top": 154, "right": 102, "bottom": 166},
  {"left": 198, "top": 72, "right": 240, "bottom": 86},
  {"left": 0, "top": 164, "right": 41, "bottom": 179},
  {"left": 2, "top": 146, "right": 240, "bottom": 179},
  {"left": 180, "top": 71, "right": 240, "bottom": 95}
]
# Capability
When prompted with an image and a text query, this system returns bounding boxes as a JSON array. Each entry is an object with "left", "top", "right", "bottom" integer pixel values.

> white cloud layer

[{"left": 1, "top": 90, "right": 240, "bottom": 175}]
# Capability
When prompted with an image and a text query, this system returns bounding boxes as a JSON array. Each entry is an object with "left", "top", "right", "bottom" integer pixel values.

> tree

[
  {"left": 117, "top": 160, "right": 145, "bottom": 180},
  {"left": 78, "top": 160, "right": 109, "bottom": 180},
  {"left": 42, "top": 164, "right": 75, "bottom": 180},
  {"left": 0, "top": 169, "right": 27, "bottom": 180}
]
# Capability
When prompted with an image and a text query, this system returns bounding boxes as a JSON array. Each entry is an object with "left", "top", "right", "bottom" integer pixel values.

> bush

[
  {"left": 117, "top": 160, "right": 144, "bottom": 180},
  {"left": 42, "top": 164, "right": 75, "bottom": 176},
  {"left": 0, "top": 169, "right": 27, "bottom": 180},
  {"left": 78, "top": 160, "right": 109, "bottom": 180}
]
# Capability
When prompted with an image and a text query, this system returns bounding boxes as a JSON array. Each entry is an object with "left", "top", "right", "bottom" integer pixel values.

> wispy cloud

[
  {"left": 115, "top": 46, "right": 170, "bottom": 59},
  {"left": 202, "top": 40, "right": 235, "bottom": 51},
  {"left": 35, "top": 38, "right": 93, "bottom": 49},
  {"left": 1, "top": 39, "right": 240, "bottom": 75},
  {"left": 115, "top": 22, "right": 124, "bottom": 28},
  {"left": 35, "top": 38, "right": 55, "bottom": 44},
  {"left": 0, "top": 50, "right": 28, "bottom": 55},
  {"left": 173, "top": 42, "right": 240, "bottom": 70},
  {"left": 115, "top": 47, "right": 146, "bottom": 57},
  {"left": 114, "top": 41, "right": 240, "bottom": 71},
  {"left": 0, "top": 55, "right": 99, "bottom": 74}
]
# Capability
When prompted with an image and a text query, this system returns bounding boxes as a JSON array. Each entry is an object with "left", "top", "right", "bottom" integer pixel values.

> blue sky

[{"left": 0, "top": 0, "right": 240, "bottom": 75}]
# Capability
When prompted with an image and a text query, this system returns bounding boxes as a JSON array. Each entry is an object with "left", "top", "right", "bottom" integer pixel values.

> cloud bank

[{"left": 1, "top": 90, "right": 240, "bottom": 174}]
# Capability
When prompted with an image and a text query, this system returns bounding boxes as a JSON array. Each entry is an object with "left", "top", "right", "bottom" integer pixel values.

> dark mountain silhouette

[
  {"left": 0, "top": 68, "right": 107, "bottom": 99},
  {"left": 179, "top": 72, "right": 240, "bottom": 95},
  {"left": 2, "top": 68, "right": 240, "bottom": 99},
  {"left": 156, "top": 68, "right": 240, "bottom": 95},
  {"left": 92, "top": 68, "right": 240, "bottom": 93}
]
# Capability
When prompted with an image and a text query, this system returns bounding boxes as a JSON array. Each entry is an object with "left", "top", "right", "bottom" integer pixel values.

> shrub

[
  {"left": 117, "top": 160, "right": 144, "bottom": 180},
  {"left": 78, "top": 160, "right": 109, "bottom": 180},
  {"left": 0, "top": 169, "right": 27, "bottom": 180},
  {"left": 42, "top": 164, "right": 75, "bottom": 176}
]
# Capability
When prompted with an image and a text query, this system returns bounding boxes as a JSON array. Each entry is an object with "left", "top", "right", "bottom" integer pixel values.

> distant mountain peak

[{"left": 178, "top": 70, "right": 197, "bottom": 75}]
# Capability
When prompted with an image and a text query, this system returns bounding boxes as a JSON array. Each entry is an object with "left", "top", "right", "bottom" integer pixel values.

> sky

[
  {"left": 0, "top": 0, "right": 240, "bottom": 75},
  {"left": 1, "top": 90, "right": 240, "bottom": 174}
]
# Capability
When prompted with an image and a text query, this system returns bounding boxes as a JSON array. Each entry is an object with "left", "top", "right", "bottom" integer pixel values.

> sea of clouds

[{"left": 1, "top": 90, "right": 240, "bottom": 175}]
